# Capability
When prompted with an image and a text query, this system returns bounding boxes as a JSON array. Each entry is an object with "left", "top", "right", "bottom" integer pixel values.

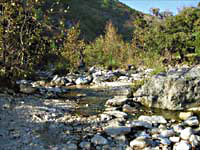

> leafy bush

[
  {"left": 60, "top": 24, "right": 85, "bottom": 71},
  {"left": 0, "top": 1, "right": 59, "bottom": 79},
  {"left": 84, "top": 21, "right": 132, "bottom": 69},
  {"left": 0, "top": 0, "right": 68, "bottom": 80}
]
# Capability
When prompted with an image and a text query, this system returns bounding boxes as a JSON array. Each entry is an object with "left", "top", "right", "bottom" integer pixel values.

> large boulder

[{"left": 133, "top": 66, "right": 200, "bottom": 110}]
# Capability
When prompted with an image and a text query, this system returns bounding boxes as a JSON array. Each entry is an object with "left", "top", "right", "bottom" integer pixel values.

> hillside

[
  {"left": 3, "top": 0, "right": 200, "bottom": 82},
  {"left": 39, "top": 0, "right": 143, "bottom": 41}
]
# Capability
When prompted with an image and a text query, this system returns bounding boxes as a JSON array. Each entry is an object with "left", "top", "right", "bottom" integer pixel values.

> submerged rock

[
  {"left": 104, "top": 110, "right": 128, "bottom": 118},
  {"left": 105, "top": 96, "right": 128, "bottom": 107},
  {"left": 104, "top": 125, "right": 131, "bottom": 137}
]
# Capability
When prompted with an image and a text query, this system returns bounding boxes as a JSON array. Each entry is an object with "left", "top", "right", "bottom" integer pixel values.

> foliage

[
  {"left": 1, "top": 0, "right": 200, "bottom": 84},
  {"left": 84, "top": 21, "right": 132, "bottom": 69},
  {"left": 194, "top": 32, "right": 200, "bottom": 55},
  {"left": 0, "top": 0, "right": 65, "bottom": 80},
  {"left": 60, "top": 24, "right": 85, "bottom": 71},
  {"left": 57, "top": 0, "right": 141, "bottom": 41},
  {"left": 132, "top": 6, "right": 200, "bottom": 63}
]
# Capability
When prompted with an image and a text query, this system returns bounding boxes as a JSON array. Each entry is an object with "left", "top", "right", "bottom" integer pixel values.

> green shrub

[
  {"left": 84, "top": 21, "right": 132, "bottom": 69},
  {"left": 0, "top": 0, "right": 65, "bottom": 80},
  {"left": 60, "top": 24, "right": 85, "bottom": 71}
]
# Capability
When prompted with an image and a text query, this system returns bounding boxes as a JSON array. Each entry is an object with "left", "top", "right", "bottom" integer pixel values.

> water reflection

[{"left": 58, "top": 85, "right": 183, "bottom": 120}]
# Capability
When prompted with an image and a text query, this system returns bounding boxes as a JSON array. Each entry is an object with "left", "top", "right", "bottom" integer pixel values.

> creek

[{"left": 59, "top": 85, "right": 182, "bottom": 121}]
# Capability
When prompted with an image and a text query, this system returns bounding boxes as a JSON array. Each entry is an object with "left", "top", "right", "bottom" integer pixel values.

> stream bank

[{"left": 1, "top": 65, "right": 200, "bottom": 150}]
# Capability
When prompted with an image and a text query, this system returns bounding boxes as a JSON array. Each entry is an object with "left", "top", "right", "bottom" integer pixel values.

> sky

[{"left": 119, "top": 0, "right": 200, "bottom": 15}]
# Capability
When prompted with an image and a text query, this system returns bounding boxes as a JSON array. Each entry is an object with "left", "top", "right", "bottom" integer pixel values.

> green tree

[
  {"left": 61, "top": 24, "right": 85, "bottom": 71},
  {"left": 0, "top": 0, "right": 65, "bottom": 80},
  {"left": 84, "top": 21, "right": 129, "bottom": 68},
  {"left": 132, "top": 16, "right": 149, "bottom": 51},
  {"left": 194, "top": 32, "right": 200, "bottom": 54}
]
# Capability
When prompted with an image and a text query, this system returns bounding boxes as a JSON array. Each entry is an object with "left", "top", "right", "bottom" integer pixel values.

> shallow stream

[{"left": 59, "top": 85, "right": 182, "bottom": 121}]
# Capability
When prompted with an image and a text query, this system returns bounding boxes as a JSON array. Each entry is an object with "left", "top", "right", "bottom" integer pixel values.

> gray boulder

[
  {"left": 19, "top": 83, "right": 36, "bottom": 94},
  {"left": 133, "top": 67, "right": 200, "bottom": 110},
  {"left": 105, "top": 96, "right": 128, "bottom": 107}
]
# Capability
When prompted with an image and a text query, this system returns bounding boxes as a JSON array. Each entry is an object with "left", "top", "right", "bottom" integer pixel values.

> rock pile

[
  {"left": 17, "top": 66, "right": 153, "bottom": 97},
  {"left": 2, "top": 65, "right": 200, "bottom": 150},
  {"left": 100, "top": 96, "right": 200, "bottom": 150}
]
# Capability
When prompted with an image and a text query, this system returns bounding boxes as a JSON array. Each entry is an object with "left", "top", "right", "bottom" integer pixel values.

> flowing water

[
  {"left": 59, "top": 85, "right": 182, "bottom": 120},
  {"left": 59, "top": 86, "right": 114, "bottom": 116}
]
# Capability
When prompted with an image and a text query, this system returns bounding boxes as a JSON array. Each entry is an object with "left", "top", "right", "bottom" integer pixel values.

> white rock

[
  {"left": 173, "top": 124, "right": 184, "bottom": 133},
  {"left": 89, "top": 66, "right": 96, "bottom": 73},
  {"left": 75, "top": 77, "right": 90, "bottom": 85},
  {"left": 52, "top": 75, "right": 59, "bottom": 81},
  {"left": 91, "top": 134, "right": 108, "bottom": 145},
  {"left": 158, "top": 124, "right": 166, "bottom": 130},
  {"left": 125, "top": 146, "right": 133, "bottom": 150},
  {"left": 189, "top": 134, "right": 200, "bottom": 147},
  {"left": 169, "top": 136, "right": 180, "bottom": 143},
  {"left": 130, "top": 138, "right": 150, "bottom": 148},
  {"left": 152, "top": 134, "right": 160, "bottom": 139},
  {"left": 160, "top": 129, "right": 175, "bottom": 137},
  {"left": 173, "top": 140, "right": 191, "bottom": 150},
  {"left": 150, "top": 128, "right": 160, "bottom": 134},
  {"left": 184, "top": 116, "right": 199, "bottom": 126},
  {"left": 160, "top": 146, "right": 169, "bottom": 150},
  {"left": 180, "top": 127, "right": 193, "bottom": 140},
  {"left": 100, "top": 114, "right": 112, "bottom": 121},
  {"left": 138, "top": 115, "right": 167, "bottom": 124},
  {"left": 104, "top": 110, "right": 127, "bottom": 118},
  {"left": 187, "top": 107, "right": 200, "bottom": 111},
  {"left": 131, "top": 73, "right": 142, "bottom": 80},
  {"left": 118, "top": 76, "right": 129, "bottom": 81},
  {"left": 131, "top": 121, "right": 152, "bottom": 129},
  {"left": 16, "top": 79, "right": 29, "bottom": 84},
  {"left": 54, "top": 77, "right": 62, "bottom": 85},
  {"left": 179, "top": 112, "right": 193, "bottom": 120}
]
